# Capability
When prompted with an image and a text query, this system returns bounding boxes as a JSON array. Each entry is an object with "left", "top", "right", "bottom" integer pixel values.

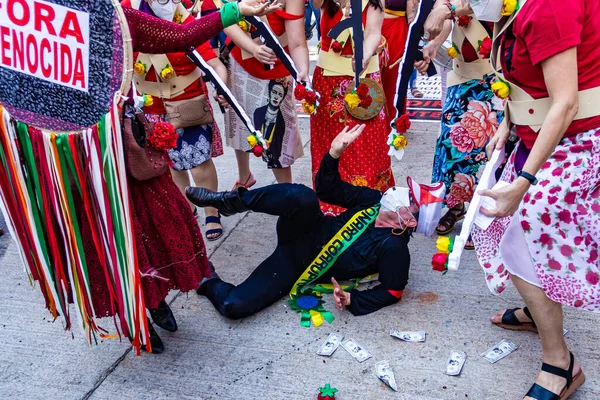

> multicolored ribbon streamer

[{"left": 288, "top": 205, "right": 380, "bottom": 327}]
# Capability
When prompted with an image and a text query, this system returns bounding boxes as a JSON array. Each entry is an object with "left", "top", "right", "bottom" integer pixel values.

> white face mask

[
  {"left": 149, "top": 1, "right": 179, "bottom": 21},
  {"left": 468, "top": 0, "right": 504, "bottom": 22},
  {"left": 380, "top": 187, "right": 411, "bottom": 213}
]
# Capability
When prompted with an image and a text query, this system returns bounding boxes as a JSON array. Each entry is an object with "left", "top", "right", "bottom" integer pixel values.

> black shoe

[
  {"left": 142, "top": 320, "right": 165, "bottom": 354},
  {"left": 185, "top": 187, "right": 248, "bottom": 217},
  {"left": 149, "top": 300, "right": 178, "bottom": 332},
  {"left": 196, "top": 262, "right": 220, "bottom": 296}
]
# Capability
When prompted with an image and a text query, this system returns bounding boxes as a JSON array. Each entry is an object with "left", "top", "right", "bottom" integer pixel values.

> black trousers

[{"left": 204, "top": 184, "right": 365, "bottom": 319}]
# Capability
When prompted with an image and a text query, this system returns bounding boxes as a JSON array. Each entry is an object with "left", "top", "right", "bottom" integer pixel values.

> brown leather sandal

[{"left": 436, "top": 205, "right": 466, "bottom": 235}]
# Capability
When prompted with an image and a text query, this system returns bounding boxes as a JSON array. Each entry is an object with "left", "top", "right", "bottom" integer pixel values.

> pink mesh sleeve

[{"left": 123, "top": 7, "right": 224, "bottom": 54}]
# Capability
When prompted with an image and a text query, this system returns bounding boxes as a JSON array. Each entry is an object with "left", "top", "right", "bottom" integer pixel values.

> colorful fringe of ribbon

[{"left": 0, "top": 103, "right": 149, "bottom": 353}]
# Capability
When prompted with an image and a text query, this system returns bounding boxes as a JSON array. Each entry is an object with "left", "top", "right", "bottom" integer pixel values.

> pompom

[{"left": 148, "top": 121, "right": 178, "bottom": 151}]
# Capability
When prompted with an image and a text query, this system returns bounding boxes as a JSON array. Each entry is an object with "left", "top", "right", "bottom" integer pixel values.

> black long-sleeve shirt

[{"left": 315, "top": 153, "right": 411, "bottom": 316}]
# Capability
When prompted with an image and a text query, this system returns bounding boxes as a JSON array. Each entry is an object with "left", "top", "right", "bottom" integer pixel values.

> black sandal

[
  {"left": 205, "top": 215, "right": 224, "bottom": 241},
  {"left": 436, "top": 205, "right": 466, "bottom": 235},
  {"left": 493, "top": 306, "right": 538, "bottom": 333},
  {"left": 525, "top": 352, "right": 585, "bottom": 400}
]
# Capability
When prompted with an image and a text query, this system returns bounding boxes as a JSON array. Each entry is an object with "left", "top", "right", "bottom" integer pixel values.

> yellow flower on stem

[
  {"left": 161, "top": 65, "right": 175, "bottom": 80},
  {"left": 134, "top": 61, "right": 146, "bottom": 75},
  {"left": 436, "top": 236, "right": 452, "bottom": 254},
  {"left": 491, "top": 80, "right": 510, "bottom": 99},
  {"left": 247, "top": 135, "right": 258, "bottom": 148},
  {"left": 302, "top": 101, "right": 316, "bottom": 115},
  {"left": 344, "top": 93, "right": 360, "bottom": 109},
  {"left": 502, "top": 0, "right": 518, "bottom": 16},
  {"left": 447, "top": 45, "right": 459, "bottom": 59},
  {"left": 392, "top": 134, "right": 407, "bottom": 150},
  {"left": 173, "top": 12, "right": 183, "bottom": 24},
  {"left": 238, "top": 20, "right": 251, "bottom": 32}
]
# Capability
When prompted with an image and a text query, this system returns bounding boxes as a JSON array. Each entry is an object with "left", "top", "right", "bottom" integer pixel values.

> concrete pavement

[{"left": 1, "top": 90, "right": 600, "bottom": 400}]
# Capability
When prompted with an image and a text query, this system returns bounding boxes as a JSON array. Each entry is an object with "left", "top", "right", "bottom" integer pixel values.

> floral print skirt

[
  {"left": 472, "top": 128, "right": 600, "bottom": 311},
  {"left": 310, "top": 67, "right": 394, "bottom": 215},
  {"left": 432, "top": 74, "right": 504, "bottom": 208}
]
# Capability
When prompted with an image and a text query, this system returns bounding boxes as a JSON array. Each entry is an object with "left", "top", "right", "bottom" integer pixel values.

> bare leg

[
  {"left": 170, "top": 169, "right": 194, "bottom": 211},
  {"left": 511, "top": 275, "right": 581, "bottom": 398},
  {"left": 272, "top": 167, "right": 292, "bottom": 184},
  {"left": 234, "top": 149, "right": 252, "bottom": 186},
  {"left": 189, "top": 160, "right": 222, "bottom": 239}
]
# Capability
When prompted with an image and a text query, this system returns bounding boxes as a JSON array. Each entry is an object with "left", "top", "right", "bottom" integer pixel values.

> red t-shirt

[{"left": 501, "top": 0, "right": 600, "bottom": 149}]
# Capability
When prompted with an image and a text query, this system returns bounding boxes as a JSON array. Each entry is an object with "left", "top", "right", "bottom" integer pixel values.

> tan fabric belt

[
  {"left": 447, "top": 58, "right": 493, "bottom": 87},
  {"left": 317, "top": 50, "right": 379, "bottom": 77},
  {"left": 507, "top": 86, "right": 600, "bottom": 132},
  {"left": 134, "top": 68, "right": 202, "bottom": 99}
]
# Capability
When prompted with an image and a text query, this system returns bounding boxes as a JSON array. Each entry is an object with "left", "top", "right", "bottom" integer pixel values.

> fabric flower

[
  {"left": 148, "top": 121, "right": 178, "bottom": 151},
  {"left": 586, "top": 271, "right": 599, "bottom": 285},
  {"left": 238, "top": 20, "right": 251, "bottom": 32},
  {"left": 303, "top": 102, "right": 316, "bottom": 114},
  {"left": 134, "top": 61, "right": 146, "bottom": 76},
  {"left": 173, "top": 12, "right": 183, "bottom": 24},
  {"left": 457, "top": 15, "right": 471, "bottom": 27},
  {"left": 447, "top": 44, "right": 459, "bottom": 59},
  {"left": 344, "top": 93, "right": 360, "bottom": 108},
  {"left": 252, "top": 145, "right": 264, "bottom": 157},
  {"left": 478, "top": 38, "right": 492, "bottom": 58},
  {"left": 161, "top": 64, "right": 175, "bottom": 80},
  {"left": 356, "top": 83, "right": 370, "bottom": 98},
  {"left": 502, "top": 0, "right": 518, "bottom": 16},
  {"left": 392, "top": 134, "right": 407, "bottom": 150},
  {"left": 294, "top": 84, "right": 307, "bottom": 100},
  {"left": 352, "top": 176, "right": 369, "bottom": 187},
  {"left": 143, "top": 94, "right": 153, "bottom": 107},
  {"left": 393, "top": 114, "right": 411, "bottom": 133},
  {"left": 359, "top": 96, "right": 373, "bottom": 108},
  {"left": 331, "top": 41, "right": 343, "bottom": 54},
  {"left": 431, "top": 253, "right": 448, "bottom": 272},
  {"left": 247, "top": 135, "right": 258, "bottom": 148},
  {"left": 305, "top": 91, "right": 318, "bottom": 104},
  {"left": 436, "top": 236, "right": 452, "bottom": 254},
  {"left": 182, "top": 0, "right": 193, "bottom": 8},
  {"left": 491, "top": 80, "right": 510, "bottom": 99},
  {"left": 461, "top": 100, "right": 498, "bottom": 148}
]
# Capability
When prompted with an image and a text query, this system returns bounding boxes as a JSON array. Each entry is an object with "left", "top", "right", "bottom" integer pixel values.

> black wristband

[{"left": 518, "top": 171, "right": 538, "bottom": 185}]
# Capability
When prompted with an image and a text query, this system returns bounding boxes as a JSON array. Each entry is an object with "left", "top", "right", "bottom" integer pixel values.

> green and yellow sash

[{"left": 288, "top": 205, "right": 380, "bottom": 327}]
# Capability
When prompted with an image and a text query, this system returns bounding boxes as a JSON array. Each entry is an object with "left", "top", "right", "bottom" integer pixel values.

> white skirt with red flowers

[{"left": 472, "top": 127, "right": 600, "bottom": 311}]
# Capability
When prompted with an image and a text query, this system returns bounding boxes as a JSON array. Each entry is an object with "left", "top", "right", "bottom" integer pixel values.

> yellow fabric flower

[
  {"left": 238, "top": 20, "right": 251, "bottom": 32},
  {"left": 173, "top": 12, "right": 183, "bottom": 24},
  {"left": 302, "top": 102, "right": 316, "bottom": 114},
  {"left": 134, "top": 61, "right": 146, "bottom": 76},
  {"left": 352, "top": 176, "right": 369, "bottom": 187},
  {"left": 344, "top": 93, "right": 360, "bottom": 109},
  {"left": 436, "top": 236, "right": 452, "bottom": 254},
  {"left": 161, "top": 65, "right": 175, "bottom": 80},
  {"left": 392, "top": 135, "right": 407, "bottom": 150},
  {"left": 247, "top": 135, "right": 258, "bottom": 148},
  {"left": 447, "top": 46, "right": 459, "bottom": 59},
  {"left": 491, "top": 80, "right": 510, "bottom": 99},
  {"left": 502, "top": 0, "right": 518, "bottom": 16},
  {"left": 143, "top": 94, "right": 154, "bottom": 107}
]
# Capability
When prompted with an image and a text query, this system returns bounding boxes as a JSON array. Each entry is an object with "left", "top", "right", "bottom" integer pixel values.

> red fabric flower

[
  {"left": 252, "top": 145, "right": 264, "bottom": 157},
  {"left": 431, "top": 253, "right": 448, "bottom": 272},
  {"left": 148, "top": 121, "right": 178, "bottom": 151},
  {"left": 457, "top": 15, "right": 471, "bottom": 27},
  {"left": 356, "top": 83, "right": 370, "bottom": 98},
  {"left": 394, "top": 114, "right": 411, "bottom": 133},
  {"left": 478, "top": 37, "right": 492, "bottom": 58},
  {"left": 359, "top": 96, "right": 373, "bottom": 108},
  {"left": 294, "top": 84, "right": 307, "bottom": 100},
  {"left": 331, "top": 41, "right": 343, "bottom": 53},
  {"left": 305, "top": 91, "right": 318, "bottom": 104}
]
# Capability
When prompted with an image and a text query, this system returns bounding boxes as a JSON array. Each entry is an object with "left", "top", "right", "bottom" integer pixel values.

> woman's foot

[
  {"left": 205, "top": 214, "right": 224, "bottom": 241},
  {"left": 149, "top": 300, "right": 178, "bottom": 332},
  {"left": 465, "top": 236, "right": 475, "bottom": 251},
  {"left": 490, "top": 307, "right": 538, "bottom": 333},
  {"left": 524, "top": 352, "right": 584, "bottom": 400},
  {"left": 436, "top": 203, "right": 466, "bottom": 235},
  {"left": 232, "top": 172, "right": 256, "bottom": 190}
]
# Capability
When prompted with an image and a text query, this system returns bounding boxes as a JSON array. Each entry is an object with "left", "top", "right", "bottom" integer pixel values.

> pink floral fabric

[{"left": 472, "top": 128, "right": 600, "bottom": 311}]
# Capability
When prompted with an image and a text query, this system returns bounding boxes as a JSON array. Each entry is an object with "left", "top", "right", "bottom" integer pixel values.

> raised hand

[{"left": 329, "top": 124, "right": 366, "bottom": 159}]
